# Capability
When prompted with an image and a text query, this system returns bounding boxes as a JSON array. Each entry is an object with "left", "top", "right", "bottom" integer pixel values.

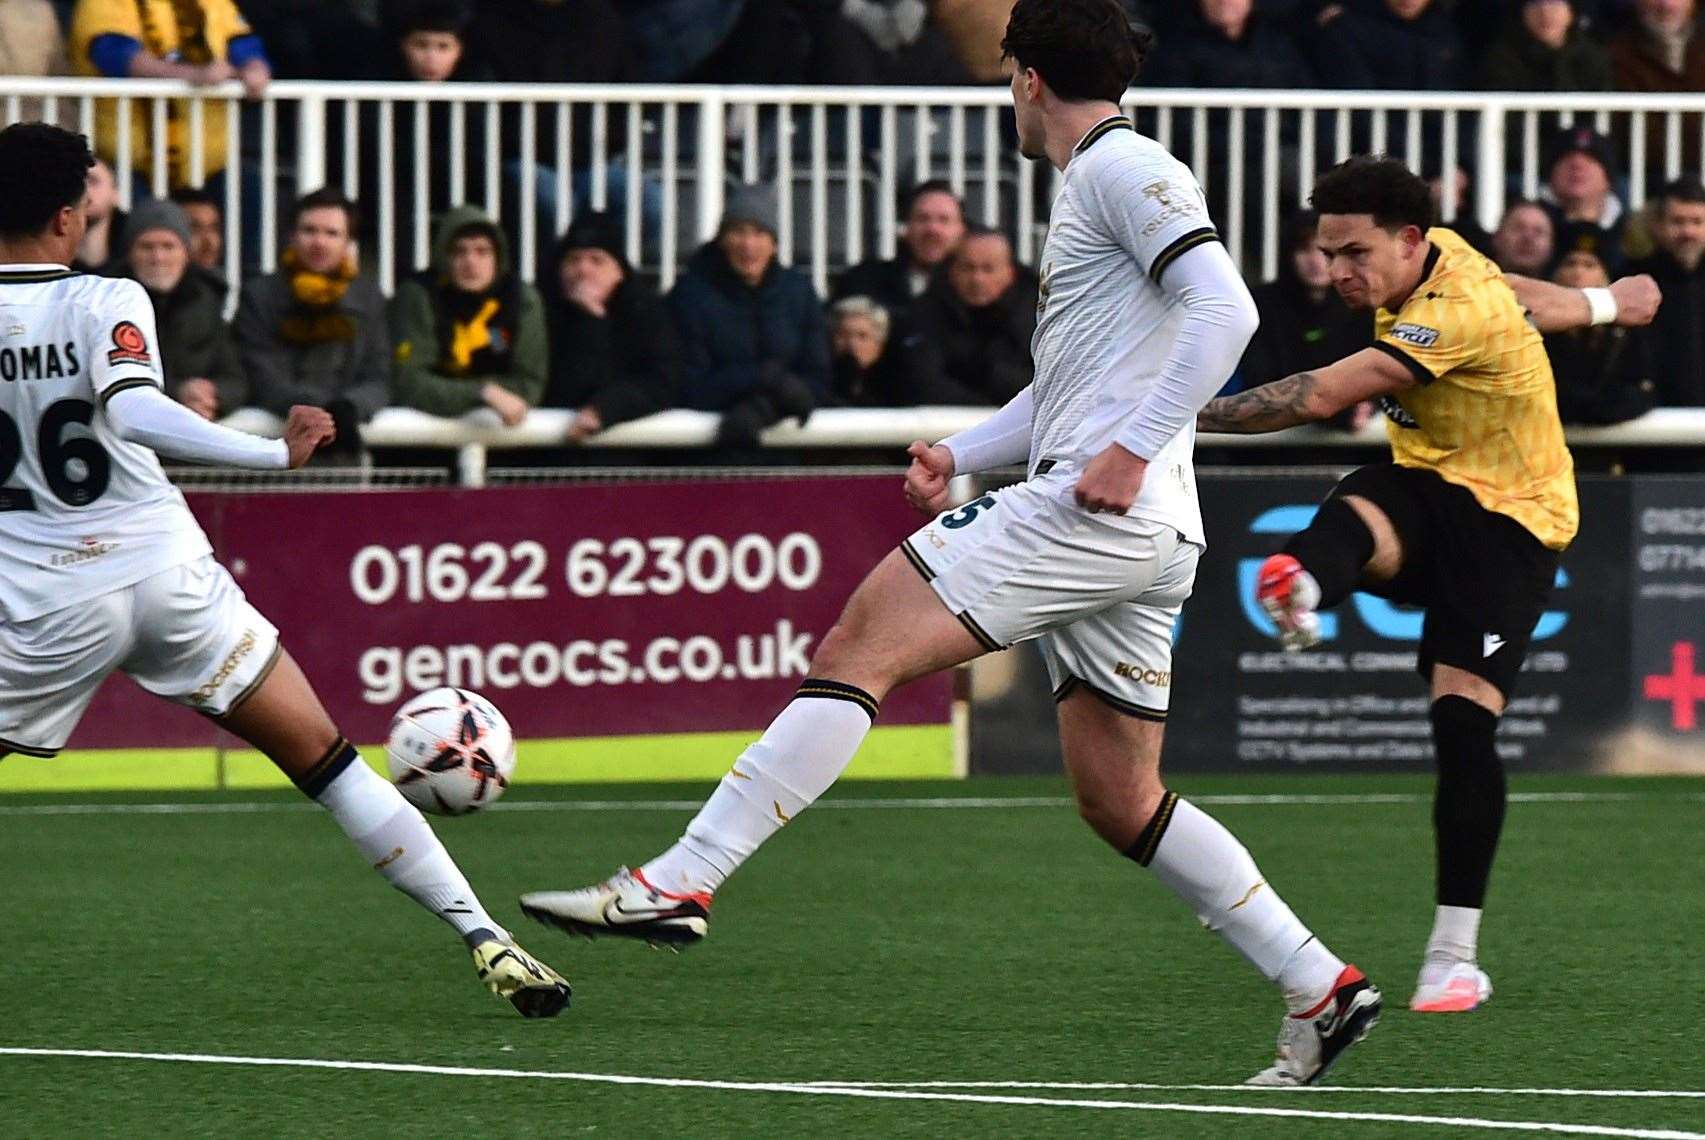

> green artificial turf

[{"left": 0, "top": 774, "right": 1700, "bottom": 1138}]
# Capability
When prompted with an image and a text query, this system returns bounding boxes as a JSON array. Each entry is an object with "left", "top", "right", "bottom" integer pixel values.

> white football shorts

[
  {"left": 0, "top": 556, "right": 281, "bottom": 757},
  {"left": 901, "top": 473, "right": 1200, "bottom": 720}
]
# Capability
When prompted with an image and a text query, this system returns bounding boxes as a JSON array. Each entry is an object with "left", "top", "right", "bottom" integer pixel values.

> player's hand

[
  {"left": 566, "top": 406, "right": 603, "bottom": 442},
  {"left": 482, "top": 382, "right": 531, "bottom": 428},
  {"left": 282, "top": 405, "right": 335, "bottom": 469},
  {"left": 1608, "top": 274, "right": 1661, "bottom": 327},
  {"left": 175, "top": 378, "right": 219, "bottom": 421},
  {"left": 903, "top": 440, "right": 955, "bottom": 515},
  {"left": 1075, "top": 443, "right": 1147, "bottom": 514}
]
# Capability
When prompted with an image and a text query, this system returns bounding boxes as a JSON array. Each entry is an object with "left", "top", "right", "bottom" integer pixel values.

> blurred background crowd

[{"left": 4, "top": 0, "right": 1703, "bottom": 461}]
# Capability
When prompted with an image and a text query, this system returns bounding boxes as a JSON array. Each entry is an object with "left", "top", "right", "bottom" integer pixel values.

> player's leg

[
  {"left": 1047, "top": 557, "right": 1379, "bottom": 1085},
  {"left": 1409, "top": 660, "right": 1505, "bottom": 1012},
  {"left": 520, "top": 545, "right": 986, "bottom": 943},
  {"left": 521, "top": 481, "right": 1086, "bottom": 942},
  {"left": 126, "top": 559, "right": 568, "bottom": 1016},
  {"left": 1256, "top": 463, "right": 1415, "bottom": 649}
]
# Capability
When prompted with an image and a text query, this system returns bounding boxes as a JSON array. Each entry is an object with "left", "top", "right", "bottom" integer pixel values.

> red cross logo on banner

[{"left": 1643, "top": 641, "right": 1705, "bottom": 732}]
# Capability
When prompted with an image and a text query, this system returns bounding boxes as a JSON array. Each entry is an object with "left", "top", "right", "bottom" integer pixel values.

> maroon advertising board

[{"left": 67, "top": 476, "right": 951, "bottom": 748}]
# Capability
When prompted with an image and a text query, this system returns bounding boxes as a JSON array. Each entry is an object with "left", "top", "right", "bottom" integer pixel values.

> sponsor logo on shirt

[
  {"left": 1114, "top": 662, "right": 1172, "bottom": 687},
  {"left": 188, "top": 628, "right": 259, "bottom": 708},
  {"left": 1378, "top": 395, "right": 1420, "bottom": 429},
  {"left": 106, "top": 321, "right": 153, "bottom": 367},
  {"left": 1390, "top": 322, "right": 1440, "bottom": 348},
  {"left": 50, "top": 537, "right": 118, "bottom": 567},
  {"left": 1139, "top": 179, "right": 1201, "bottom": 237}
]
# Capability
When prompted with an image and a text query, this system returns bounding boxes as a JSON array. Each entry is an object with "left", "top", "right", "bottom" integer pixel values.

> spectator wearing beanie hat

[
  {"left": 543, "top": 211, "right": 681, "bottom": 441},
  {"left": 1538, "top": 125, "right": 1627, "bottom": 260},
  {"left": 668, "top": 183, "right": 830, "bottom": 448},
  {"left": 121, "top": 199, "right": 246, "bottom": 420}
]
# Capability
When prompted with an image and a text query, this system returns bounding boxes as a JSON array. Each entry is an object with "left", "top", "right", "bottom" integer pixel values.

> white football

[{"left": 386, "top": 687, "right": 516, "bottom": 816}]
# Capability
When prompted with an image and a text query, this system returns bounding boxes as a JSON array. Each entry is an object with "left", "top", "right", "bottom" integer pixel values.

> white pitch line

[
  {"left": 802, "top": 1080, "right": 1705, "bottom": 1100},
  {"left": 0, "top": 1048, "right": 1699, "bottom": 1140},
  {"left": 0, "top": 791, "right": 1698, "bottom": 817}
]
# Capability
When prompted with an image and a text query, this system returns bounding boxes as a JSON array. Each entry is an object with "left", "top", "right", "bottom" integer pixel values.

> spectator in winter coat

[
  {"left": 1489, "top": 200, "right": 1557, "bottom": 277},
  {"left": 1544, "top": 248, "right": 1653, "bottom": 424},
  {"left": 1308, "top": 0, "right": 1466, "bottom": 92},
  {"left": 1539, "top": 126, "right": 1627, "bottom": 270},
  {"left": 346, "top": 0, "right": 488, "bottom": 274},
  {"left": 1480, "top": 0, "right": 1614, "bottom": 91},
  {"left": 1237, "top": 210, "right": 1372, "bottom": 427},
  {"left": 895, "top": 228, "right": 1036, "bottom": 407},
  {"left": 390, "top": 206, "right": 548, "bottom": 425},
  {"left": 1627, "top": 177, "right": 1705, "bottom": 407},
  {"left": 829, "top": 295, "right": 902, "bottom": 407},
  {"left": 1611, "top": 0, "right": 1705, "bottom": 175},
  {"left": 234, "top": 189, "right": 390, "bottom": 453},
  {"left": 833, "top": 180, "right": 966, "bottom": 328},
  {"left": 1145, "top": 0, "right": 1316, "bottom": 89},
  {"left": 122, "top": 200, "right": 246, "bottom": 420},
  {"left": 543, "top": 212, "right": 681, "bottom": 441},
  {"left": 669, "top": 184, "right": 830, "bottom": 447}
]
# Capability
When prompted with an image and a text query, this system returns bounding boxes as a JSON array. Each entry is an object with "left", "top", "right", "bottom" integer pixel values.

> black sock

[
  {"left": 1430, "top": 696, "right": 1505, "bottom": 909},
  {"left": 1282, "top": 497, "right": 1376, "bottom": 608}
]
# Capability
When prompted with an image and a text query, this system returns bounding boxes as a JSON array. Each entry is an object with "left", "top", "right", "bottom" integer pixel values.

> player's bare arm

[
  {"left": 1197, "top": 347, "right": 1418, "bottom": 434},
  {"left": 1504, "top": 272, "right": 1662, "bottom": 334}
]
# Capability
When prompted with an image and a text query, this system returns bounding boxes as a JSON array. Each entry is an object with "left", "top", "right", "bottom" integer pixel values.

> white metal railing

[
  {"left": 211, "top": 406, "right": 1705, "bottom": 487},
  {"left": 11, "top": 79, "right": 1705, "bottom": 295}
]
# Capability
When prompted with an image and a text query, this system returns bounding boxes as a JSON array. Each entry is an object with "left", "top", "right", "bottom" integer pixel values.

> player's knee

[{"left": 1073, "top": 780, "right": 1165, "bottom": 850}]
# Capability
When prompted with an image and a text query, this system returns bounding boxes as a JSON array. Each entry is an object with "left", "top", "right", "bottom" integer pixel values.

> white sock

[
  {"left": 642, "top": 683, "right": 878, "bottom": 895},
  {"left": 313, "top": 751, "right": 505, "bottom": 944},
  {"left": 1424, "top": 904, "right": 1481, "bottom": 965},
  {"left": 1141, "top": 795, "right": 1346, "bottom": 1014}
]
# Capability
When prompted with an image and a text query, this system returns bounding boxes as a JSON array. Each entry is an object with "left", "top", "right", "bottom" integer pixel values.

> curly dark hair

[
  {"left": 0, "top": 123, "right": 95, "bottom": 239},
  {"left": 1309, "top": 156, "right": 1435, "bottom": 233},
  {"left": 1001, "top": 0, "right": 1152, "bottom": 104}
]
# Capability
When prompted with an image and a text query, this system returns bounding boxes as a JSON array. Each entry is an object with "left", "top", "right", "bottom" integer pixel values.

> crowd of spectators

[{"left": 6, "top": 0, "right": 1705, "bottom": 458}]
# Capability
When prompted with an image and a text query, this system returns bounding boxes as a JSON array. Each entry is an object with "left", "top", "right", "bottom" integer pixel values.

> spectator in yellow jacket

[{"left": 69, "top": 0, "right": 270, "bottom": 191}]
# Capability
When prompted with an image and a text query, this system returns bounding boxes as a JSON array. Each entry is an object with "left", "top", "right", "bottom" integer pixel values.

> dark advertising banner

[
  {"left": 974, "top": 474, "right": 1637, "bottom": 774},
  {"left": 1631, "top": 480, "right": 1705, "bottom": 752},
  {"left": 68, "top": 477, "right": 951, "bottom": 749}
]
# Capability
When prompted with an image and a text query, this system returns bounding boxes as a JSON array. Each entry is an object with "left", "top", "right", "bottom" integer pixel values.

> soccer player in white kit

[
  {"left": 0, "top": 123, "right": 570, "bottom": 1017},
  {"left": 523, "top": 0, "right": 1379, "bottom": 1083}
]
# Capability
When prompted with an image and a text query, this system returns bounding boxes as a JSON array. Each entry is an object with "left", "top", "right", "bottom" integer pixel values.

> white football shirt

[
  {"left": 0, "top": 265, "right": 211, "bottom": 621},
  {"left": 1030, "top": 118, "right": 1222, "bottom": 546}
]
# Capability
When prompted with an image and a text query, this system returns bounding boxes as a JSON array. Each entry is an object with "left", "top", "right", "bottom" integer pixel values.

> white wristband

[{"left": 1583, "top": 286, "right": 1618, "bottom": 327}]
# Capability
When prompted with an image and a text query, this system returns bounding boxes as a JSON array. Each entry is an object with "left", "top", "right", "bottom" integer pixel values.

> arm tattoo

[{"left": 1196, "top": 371, "right": 1322, "bottom": 434}]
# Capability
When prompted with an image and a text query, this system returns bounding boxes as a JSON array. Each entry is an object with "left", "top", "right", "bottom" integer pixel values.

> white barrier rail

[
  {"left": 211, "top": 406, "right": 1705, "bottom": 487},
  {"left": 10, "top": 79, "right": 1705, "bottom": 292}
]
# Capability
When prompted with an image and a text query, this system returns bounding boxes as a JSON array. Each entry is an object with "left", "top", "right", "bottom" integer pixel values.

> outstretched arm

[
  {"left": 1505, "top": 273, "right": 1662, "bottom": 334},
  {"left": 1196, "top": 346, "right": 1417, "bottom": 434}
]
